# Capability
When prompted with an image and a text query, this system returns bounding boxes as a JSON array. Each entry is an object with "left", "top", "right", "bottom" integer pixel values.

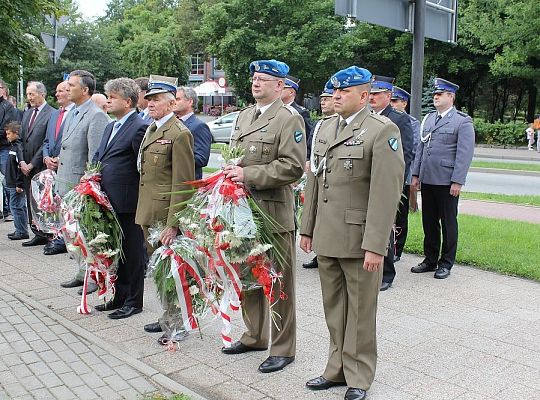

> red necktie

[
  {"left": 28, "top": 108, "right": 39, "bottom": 130},
  {"left": 55, "top": 108, "right": 66, "bottom": 139}
]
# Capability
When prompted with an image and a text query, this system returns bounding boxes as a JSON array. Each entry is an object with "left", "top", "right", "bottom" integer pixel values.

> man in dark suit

[
  {"left": 19, "top": 81, "right": 55, "bottom": 247},
  {"left": 411, "top": 78, "right": 475, "bottom": 279},
  {"left": 42, "top": 81, "right": 74, "bottom": 255},
  {"left": 173, "top": 86, "right": 211, "bottom": 179},
  {"left": 369, "top": 75, "right": 414, "bottom": 291},
  {"left": 92, "top": 77, "right": 148, "bottom": 319},
  {"left": 281, "top": 75, "right": 313, "bottom": 160}
]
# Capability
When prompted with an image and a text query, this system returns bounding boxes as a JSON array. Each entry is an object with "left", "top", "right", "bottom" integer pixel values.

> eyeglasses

[{"left": 249, "top": 77, "right": 280, "bottom": 83}]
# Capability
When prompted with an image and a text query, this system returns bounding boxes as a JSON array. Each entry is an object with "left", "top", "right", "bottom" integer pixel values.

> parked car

[{"left": 208, "top": 111, "right": 239, "bottom": 143}]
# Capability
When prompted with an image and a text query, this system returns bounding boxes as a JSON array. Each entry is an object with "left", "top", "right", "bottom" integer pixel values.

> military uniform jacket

[
  {"left": 135, "top": 115, "right": 194, "bottom": 228},
  {"left": 300, "top": 107, "right": 405, "bottom": 258},
  {"left": 412, "top": 107, "right": 475, "bottom": 186},
  {"left": 231, "top": 99, "right": 306, "bottom": 233}
]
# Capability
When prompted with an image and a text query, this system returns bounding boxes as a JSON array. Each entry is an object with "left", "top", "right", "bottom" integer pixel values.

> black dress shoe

[
  {"left": 393, "top": 255, "right": 401, "bottom": 262},
  {"left": 60, "top": 278, "right": 84, "bottom": 288},
  {"left": 78, "top": 282, "right": 98, "bottom": 295},
  {"left": 95, "top": 300, "right": 123, "bottom": 312},
  {"left": 380, "top": 281, "right": 392, "bottom": 291},
  {"left": 410, "top": 262, "right": 437, "bottom": 273},
  {"left": 221, "top": 341, "right": 267, "bottom": 355},
  {"left": 258, "top": 356, "right": 295, "bottom": 373},
  {"left": 108, "top": 306, "right": 142, "bottom": 319},
  {"left": 302, "top": 257, "right": 318, "bottom": 269},
  {"left": 434, "top": 266, "right": 451, "bottom": 279},
  {"left": 306, "top": 376, "right": 346, "bottom": 391},
  {"left": 43, "top": 244, "right": 67, "bottom": 255},
  {"left": 8, "top": 232, "right": 29, "bottom": 240},
  {"left": 144, "top": 322, "right": 163, "bottom": 333},
  {"left": 22, "top": 235, "right": 49, "bottom": 247},
  {"left": 345, "top": 387, "right": 367, "bottom": 400}
]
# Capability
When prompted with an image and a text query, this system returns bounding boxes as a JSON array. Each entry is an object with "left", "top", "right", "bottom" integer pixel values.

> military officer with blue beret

[
  {"left": 221, "top": 59, "right": 306, "bottom": 374},
  {"left": 300, "top": 66, "right": 404, "bottom": 400},
  {"left": 411, "top": 78, "right": 475, "bottom": 279},
  {"left": 391, "top": 86, "right": 421, "bottom": 260},
  {"left": 369, "top": 75, "right": 414, "bottom": 291}
]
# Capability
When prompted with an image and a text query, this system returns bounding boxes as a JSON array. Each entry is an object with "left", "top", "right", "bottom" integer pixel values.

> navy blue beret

[
  {"left": 249, "top": 60, "right": 289, "bottom": 78},
  {"left": 329, "top": 66, "right": 372, "bottom": 89},
  {"left": 433, "top": 78, "right": 459, "bottom": 94}
]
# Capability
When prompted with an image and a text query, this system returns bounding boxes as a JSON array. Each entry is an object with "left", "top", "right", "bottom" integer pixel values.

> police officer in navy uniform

[
  {"left": 411, "top": 78, "right": 475, "bottom": 279},
  {"left": 391, "top": 86, "right": 420, "bottom": 260},
  {"left": 281, "top": 75, "right": 313, "bottom": 159},
  {"left": 369, "top": 76, "right": 414, "bottom": 291}
]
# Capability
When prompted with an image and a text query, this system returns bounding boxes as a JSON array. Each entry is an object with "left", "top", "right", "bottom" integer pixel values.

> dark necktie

[
  {"left": 336, "top": 119, "right": 347, "bottom": 138},
  {"left": 28, "top": 108, "right": 39, "bottom": 130},
  {"left": 435, "top": 114, "right": 442, "bottom": 125},
  {"left": 54, "top": 108, "right": 66, "bottom": 139},
  {"left": 252, "top": 109, "right": 261, "bottom": 124}
]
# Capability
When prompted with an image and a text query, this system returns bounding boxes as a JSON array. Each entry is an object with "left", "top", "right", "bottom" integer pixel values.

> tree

[{"left": 0, "top": 0, "right": 62, "bottom": 83}]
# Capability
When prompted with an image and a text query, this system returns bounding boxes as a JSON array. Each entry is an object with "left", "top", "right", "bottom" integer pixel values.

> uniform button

[
  {"left": 323, "top": 198, "right": 328, "bottom": 203},
  {"left": 140, "top": 183, "right": 144, "bottom": 186},
  {"left": 327, "top": 169, "right": 331, "bottom": 173},
  {"left": 62, "top": 146, "right": 66, "bottom": 150},
  {"left": 324, "top": 184, "right": 329, "bottom": 189},
  {"left": 239, "top": 139, "right": 244, "bottom": 142},
  {"left": 328, "top": 154, "right": 333, "bottom": 159}
]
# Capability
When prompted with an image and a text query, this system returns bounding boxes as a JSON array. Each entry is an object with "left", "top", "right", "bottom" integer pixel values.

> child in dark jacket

[{"left": 4, "top": 121, "right": 29, "bottom": 240}]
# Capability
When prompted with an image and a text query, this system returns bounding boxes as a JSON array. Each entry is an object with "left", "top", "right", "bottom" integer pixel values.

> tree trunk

[
  {"left": 498, "top": 81, "right": 509, "bottom": 122},
  {"left": 526, "top": 81, "right": 537, "bottom": 123},
  {"left": 512, "top": 86, "right": 523, "bottom": 122},
  {"left": 491, "top": 83, "right": 499, "bottom": 123}
]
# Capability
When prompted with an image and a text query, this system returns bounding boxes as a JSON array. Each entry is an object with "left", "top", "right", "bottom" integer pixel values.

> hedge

[{"left": 473, "top": 120, "right": 528, "bottom": 146}]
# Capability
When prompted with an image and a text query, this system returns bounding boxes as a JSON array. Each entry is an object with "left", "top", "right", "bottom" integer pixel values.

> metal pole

[
  {"left": 18, "top": 58, "right": 24, "bottom": 108},
  {"left": 53, "top": 16, "right": 58, "bottom": 63},
  {"left": 410, "top": 0, "right": 426, "bottom": 120}
]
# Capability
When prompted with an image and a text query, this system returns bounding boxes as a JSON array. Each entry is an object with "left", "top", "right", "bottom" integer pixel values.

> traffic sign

[{"left": 40, "top": 33, "right": 69, "bottom": 63}]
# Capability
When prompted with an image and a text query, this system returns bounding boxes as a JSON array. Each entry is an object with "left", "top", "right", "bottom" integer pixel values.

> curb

[
  {"left": 0, "top": 280, "right": 208, "bottom": 400},
  {"left": 469, "top": 167, "right": 540, "bottom": 177}
]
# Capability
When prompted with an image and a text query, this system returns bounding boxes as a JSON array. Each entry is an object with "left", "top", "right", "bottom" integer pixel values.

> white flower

[
  {"left": 249, "top": 243, "right": 272, "bottom": 257},
  {"left": 189, "top": 285, "right": 199, "bottom": 295},
  {"left": 88, "top": 232, "right": 109, "bottom": 246}
]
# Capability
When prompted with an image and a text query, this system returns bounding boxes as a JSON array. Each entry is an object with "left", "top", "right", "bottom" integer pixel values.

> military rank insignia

[
  {"left": 294, "top": 131, "right": 303, "bottom": 143},
  {"left": 388, "top": 137, "right": 399, "bottom": 151}
]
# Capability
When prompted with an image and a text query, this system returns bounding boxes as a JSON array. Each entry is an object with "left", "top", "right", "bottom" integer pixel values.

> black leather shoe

[
  {"left": 60, "top": 278, "right": 84, "bottom": 288},
  {"left": 306, "top": 376, "right": 346, "bottom": 391},
  {"left": 434, "top": 266, "right": 451, "bottom": 279},
  {"left": 108, "top": 306, "right": 142, "bottom": 319},
  {"left": 345, "top": 387, "right": 367, "bottom": 400},
  {"left": 144, "top": 322, "right": 163, "bottom": 333},
  {"left": 8, "top": 232, "right": 29, "bottom": 240},
  {"left": 95, "top": 300, "right": 123, "bottom": 312},
  {"left": 22, "top": 235, "right": 49, "bottom": 247},
  {"left": 78, "top": 282, "right": 98, "bottom": 295},
  {"left": 221, "top": 341, "right": 267, "bottom": 355},
  {"left": 258, "top": 356, "right": 294, "bottom": 373},
  {"left": 411, "top": 262, "right": 437, "bottom": 273},
  {"left": 44, "top": 244, "right": 67, "bottom": 255},
  {"left": 393, "top": 255, "right": 401, "bottom": 262},
  {"left": 380, "top": 281, "right": 392, "bottom": 291},
  {"left": 302, "top": 257, "right": 318, "bottom": 269}
]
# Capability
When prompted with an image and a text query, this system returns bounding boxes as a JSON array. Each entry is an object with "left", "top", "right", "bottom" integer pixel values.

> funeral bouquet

[
  {"left": 61, "top": 162, "right": 123, "bottom": 314},
  {"left": 150, "top": 145, "right": 286, "bottom": 348},
  {"left": 30, "top": 169, "right": 63, "bottom": 234},
  {"left": 293, "top": 174, "right": 307, "bottom": 227}
]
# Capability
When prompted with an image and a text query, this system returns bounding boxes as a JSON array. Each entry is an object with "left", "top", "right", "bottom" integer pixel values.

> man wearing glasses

[{"left": 222, "top": 59, "right": 306, "bottom": 373}]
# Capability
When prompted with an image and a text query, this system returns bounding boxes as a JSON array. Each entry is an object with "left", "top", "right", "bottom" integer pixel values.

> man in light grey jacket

[{"left": 58, "top": 70, "right": 110, "bottom": 292}]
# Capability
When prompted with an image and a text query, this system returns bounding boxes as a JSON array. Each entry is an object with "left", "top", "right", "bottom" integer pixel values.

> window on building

[{"left": 191, "top": 53, "right": 204, "bottom": 75}]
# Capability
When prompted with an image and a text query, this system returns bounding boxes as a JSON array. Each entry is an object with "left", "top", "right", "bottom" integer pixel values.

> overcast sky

[{"left": 77, "top": 0, "right": 110, "bottom": 20}]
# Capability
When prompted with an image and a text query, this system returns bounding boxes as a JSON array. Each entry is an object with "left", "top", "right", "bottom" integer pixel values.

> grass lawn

[
  {"left": 143, "top": 395, "right": 191, "bottom": 400},
  {"left": 471, "top": 160, "right": 540, "bottom": 172},
  {"left": 461, "top": 192, "right": 540, "bottom": 207},
  {"left": 211, "top": 143, "right": 226, "bottom": 150},
  {"left": 405, "top": 212, "right": 540, "bottom": 281},
  {"left": 202, "top": 166, "right": 219, "bottom": 173}
]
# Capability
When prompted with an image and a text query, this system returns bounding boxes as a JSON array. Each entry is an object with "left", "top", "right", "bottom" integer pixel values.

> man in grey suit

[
  {"left": 411, "top": 78, "right": 475, "bottom": 279},
  {"left": 19, "top": 81, "right": 55, "bottom": 247},
  {"left": 58, "top": 70, "right": 110, "bottom": 291}
]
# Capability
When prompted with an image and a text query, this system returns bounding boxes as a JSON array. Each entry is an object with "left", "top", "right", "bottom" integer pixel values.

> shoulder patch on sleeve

[
  {"left": 294, "top": 131, "right": 303, "bottom": 143},
  {"left": 283, "top": 104, "right": 300, "bottom": 115},
  {"left": 388, "top": 137, "right": 399, "bottom": 151}
]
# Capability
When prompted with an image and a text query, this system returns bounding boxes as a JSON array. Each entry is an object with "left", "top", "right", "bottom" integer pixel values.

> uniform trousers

[
  {"left": 318, "top": 255, "right": 382, "bottom": 390},
  {"left": 240, "top": 230, "right": 296, "bottom": 357},
  {"left": 420, "top": 183, "right": 459, "bottom": 269}
]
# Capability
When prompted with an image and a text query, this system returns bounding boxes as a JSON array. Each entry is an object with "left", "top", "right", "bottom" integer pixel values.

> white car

[{"left": 208, "top": 111, "right": 239, "bottom": 143}]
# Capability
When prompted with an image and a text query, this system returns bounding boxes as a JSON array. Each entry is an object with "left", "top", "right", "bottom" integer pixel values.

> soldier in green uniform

[
  {"left": 221, "top": 59, "right": 306, "bottom": 374},
  {"left": 300, "top": 66, "right": 404, "bottom": 400}
]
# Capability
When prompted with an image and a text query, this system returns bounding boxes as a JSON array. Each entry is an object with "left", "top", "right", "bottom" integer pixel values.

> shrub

[{"left": 473, "top": 120, "right": 528, "bottom": 146}]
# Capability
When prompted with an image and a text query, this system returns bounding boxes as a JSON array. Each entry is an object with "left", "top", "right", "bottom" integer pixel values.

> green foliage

[
  {"left": 473, "top": 120, "right": 528, "bottom": 145},
  {"left": 461, "top": 192, "right": 540, "bottom": 207},
  {"left": 405, "top": 212, "right": 540, "bottom": 281},
  {"left": 470, "top": 161, "right": 540, "bottom": 173}
]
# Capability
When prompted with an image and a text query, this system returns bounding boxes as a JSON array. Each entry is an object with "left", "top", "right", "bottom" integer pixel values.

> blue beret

[
  {"left": 329, "top": 66, "right": 372, "bottom": 89},
  {"left": 433, "top": 78, "right": 459, "bottom": 94},
  {"left": 321, "top": 80, "right": 334, "bottom": 97},
  {"left": 284, "top": 75, "right": 300, "bottom": 91},
  {"left": 391, "top": 86, "right": 410, "bottom": 101},
  {"left": 371, "top": 75, "right": 395, "bottom": 93},
  {"left": 249, "top": 60, "right": 289, "bottom": 78}
]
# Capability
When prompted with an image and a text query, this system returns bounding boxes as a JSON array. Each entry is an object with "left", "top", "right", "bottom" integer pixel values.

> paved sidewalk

[
  {"left": 1, "top": 216, "right": 540, "bottom": 400},
  {"left": 474, "top": 146, "right": 540, "bottom": 162}
]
